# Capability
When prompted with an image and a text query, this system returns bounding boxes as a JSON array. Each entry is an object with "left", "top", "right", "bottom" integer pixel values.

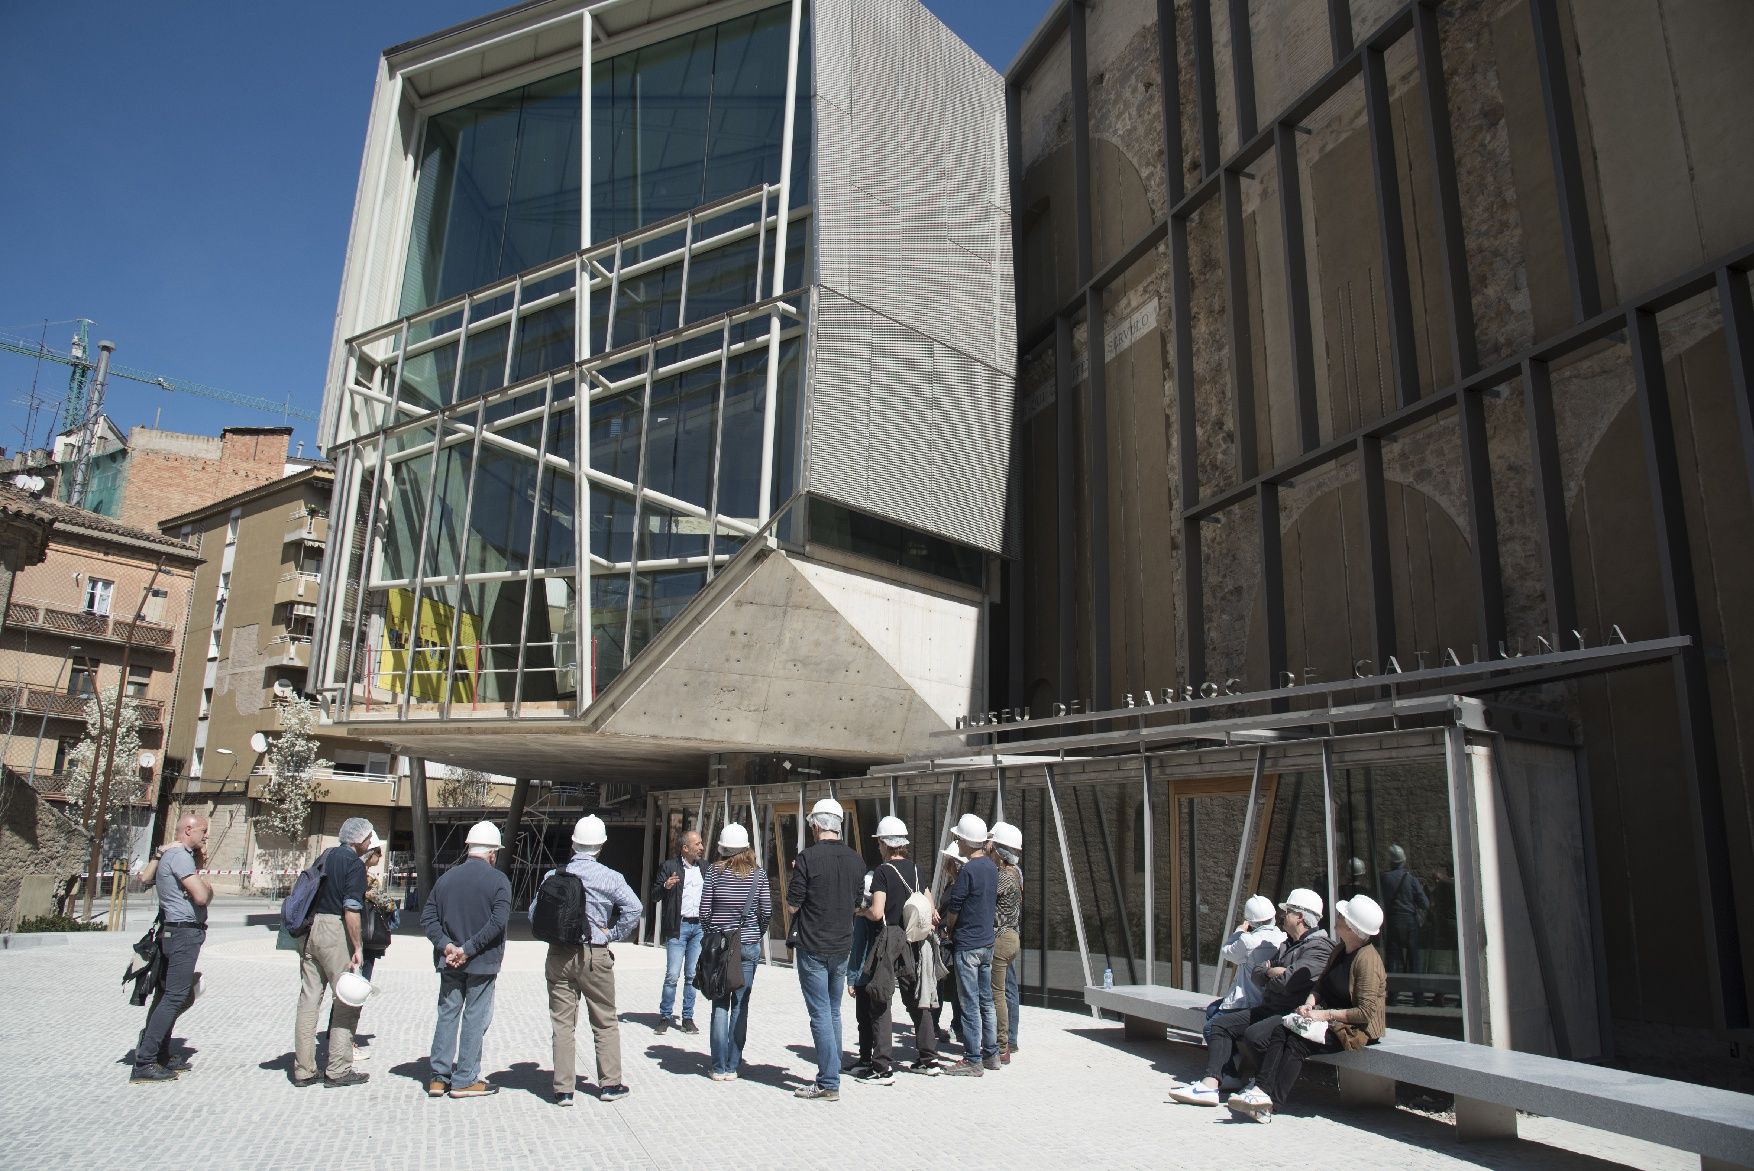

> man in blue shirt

[
  {"left": 421, "top": 820, "right": 513, "bottom": 1099},
  {"left": 940, "top": 813, "right": 999, "bottom": 1075},
  {"left": 292, "top": 816, "right": 375, "bottom": 1088},
  {"left": 531, "top": 815, "right": 641, "bottom": 1106}
]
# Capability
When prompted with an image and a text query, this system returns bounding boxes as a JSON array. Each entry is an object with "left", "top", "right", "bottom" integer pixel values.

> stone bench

[{"left": 1085, "top": 985, "right": 1754, "bottom": 1171}]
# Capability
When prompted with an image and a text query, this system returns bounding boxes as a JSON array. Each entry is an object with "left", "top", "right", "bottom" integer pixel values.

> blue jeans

[
  {"left": 1005, "top": 956, "right": 1020, "bottom": 1048},
  {"left": 430, "top": 971, "right": 497, "bottom": 1087},
  {"left": 660, "top": 921, "right": 704, "bottom": 1020},
  {"left": 795, "top": 948, "right": 848, "bottom": 1089},
  {"left": 955, "top": 944, "right": 997, "bottom": 1061},
  {"left": 710, "top": 941, "right": 760, "bottom": 1075}
]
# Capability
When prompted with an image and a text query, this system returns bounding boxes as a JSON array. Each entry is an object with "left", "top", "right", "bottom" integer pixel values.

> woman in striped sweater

[{"left": 699, "top": 823, "right": 773, "bottom": 1080}]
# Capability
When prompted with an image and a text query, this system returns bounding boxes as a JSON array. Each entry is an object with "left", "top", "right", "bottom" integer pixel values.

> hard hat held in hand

[
  {"left": 334, "top": 970, "right": 372, "bottom": 1008},
  {"left": 810, "top": 797, "right": 844, "bottom": 820},
  {"left": 990, "top": 821, "right": 1022, "bottom": 851},
  {"left": 717, "top": 822, "right": 750, "bottom": 852},
  {"left": 875, "top": 815, "right": 909, "bottom": 844},
  {"left": 952, "top": 813, "right": 988, "bottom": 844},
  {"left": 571, "top": 815, "right": 608, "bottom": 848},
  {"left": 465, "top": 821, "right": 503, "bottom": 849},
  {"left": 1337, "top": 894, "right": 1384, "bottom": 938}
]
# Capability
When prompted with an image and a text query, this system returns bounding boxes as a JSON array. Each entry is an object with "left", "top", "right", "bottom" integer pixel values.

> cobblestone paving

[{"left": 1, "top": 904, "right": 1696, "bottom": 1171}]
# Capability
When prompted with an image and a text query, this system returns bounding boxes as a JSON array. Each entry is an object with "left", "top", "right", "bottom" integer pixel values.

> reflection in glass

[
  {"left": 591, "top": 488, "right": 638, "bottom": 565},
  {"left": 591, "top": 392, "right": 643, "bottom": 484},
  {"left": 512, "top": 301, "right": 575, "bottom": 382},
  {"left": 628, "top": 568, "right": 708, "bottom": 662},
  {"left": 468, "top": 443, "right": 538, "bottom": 575},
  {"left": 379, "top": 427, "right": 437, "bottom": 582},
  {"left": 590, "top": 573, "right": 630, "bottom": 693},
  {"left": 519, "top": 576, "right": 577, "bottom": 702},
  {"left": 643, "top": 359, "right": 718, "bottom": 509}
]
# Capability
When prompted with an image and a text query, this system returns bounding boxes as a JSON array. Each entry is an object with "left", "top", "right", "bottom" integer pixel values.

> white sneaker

[
  {"left": 1227, "top": 1085, "right": 1274, "bottom": 1123},
  {"left": 1168, "top": 1081, "right": 1220, "bottom": 1106},
  {"left": 353, "top": 1045, "right": 369, "bottom": 1062}
]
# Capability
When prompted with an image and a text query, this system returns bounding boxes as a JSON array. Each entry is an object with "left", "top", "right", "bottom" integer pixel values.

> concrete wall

[{"left": 0, "top": 777, "right": 90, "bottom": 929}]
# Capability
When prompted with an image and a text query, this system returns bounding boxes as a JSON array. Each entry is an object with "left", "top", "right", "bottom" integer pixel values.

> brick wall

[
  {"left": 117, "top": 428, "right": 291, "bottom": 531},
  {"left": 0, "top": 779, "right": 91, "bottom": 929}
]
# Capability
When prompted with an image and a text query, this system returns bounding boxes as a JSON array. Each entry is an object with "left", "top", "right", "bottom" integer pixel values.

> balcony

[
  {"left": 269, "top": 634, "right": 312, "bottom": 668},
  {"left": 284, "top": 509, "right": 330, "bottom": 545},
  {"left": 273, "top": 572, "right": 322, "bottom": 606},
  {"left": 5, "top": 601, "right": 176, "bottom": 649},
  {"left": 0, "top": 685, "right": 162, "bottom": 726}
]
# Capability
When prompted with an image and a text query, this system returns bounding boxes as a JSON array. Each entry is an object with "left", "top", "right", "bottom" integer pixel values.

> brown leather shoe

[
  {"left": 448, "top": 1081, "right": 500, "bottom": 1098},
  {"left": 427, "top": 1080, "right": 447, "bottom": 1098}
]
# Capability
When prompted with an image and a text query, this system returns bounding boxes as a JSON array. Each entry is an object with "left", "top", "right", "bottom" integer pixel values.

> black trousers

[
  {"left": 136, "top": 926, "right": 203, "bottom": 1069},
  {"left": 1204, "top": 1004, "right": 1279, "bottom": 1081},
  {"left": 856, "top": 985, "right": 893, "bottom": 1071},
  {"left": 1252, "top": 1019, "right": 1340, "bottom": 1105}
]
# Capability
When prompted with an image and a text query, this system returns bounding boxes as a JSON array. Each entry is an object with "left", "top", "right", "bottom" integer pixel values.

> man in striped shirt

[{"left": 531, "top": 815, "right": 642, "bottom": 1106}]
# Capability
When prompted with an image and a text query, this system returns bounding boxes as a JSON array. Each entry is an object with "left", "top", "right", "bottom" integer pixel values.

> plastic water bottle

[{"left": 1103, "top": 967, "right": 1114, "bottom": 989}]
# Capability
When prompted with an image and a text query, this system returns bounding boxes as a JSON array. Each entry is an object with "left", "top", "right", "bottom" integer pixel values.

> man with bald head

[
  {"left": 132, "top": 813, "right": 212, "bottom": 1083},
  {"left": 651, "top": 828, "right": 706, "bottom": 1034}
]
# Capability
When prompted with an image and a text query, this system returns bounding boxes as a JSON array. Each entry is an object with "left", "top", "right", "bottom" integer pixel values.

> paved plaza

[{"left": 0, "top": 900, "right": 1701, "bottom": 1170}]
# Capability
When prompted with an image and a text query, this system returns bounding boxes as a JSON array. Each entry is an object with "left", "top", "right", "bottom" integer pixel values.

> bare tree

[{"left": 437, "top": 767, "right": 493, "bottom": 808}]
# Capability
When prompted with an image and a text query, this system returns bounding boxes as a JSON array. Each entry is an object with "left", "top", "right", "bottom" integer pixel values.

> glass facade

[{"left": 323, "top": 2, "right": 814, "bottom": 720}]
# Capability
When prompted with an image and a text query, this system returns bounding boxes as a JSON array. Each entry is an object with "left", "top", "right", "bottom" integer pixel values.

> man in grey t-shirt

[{"left": 133, "top": 813, "right": 212, "bottom": 1083}]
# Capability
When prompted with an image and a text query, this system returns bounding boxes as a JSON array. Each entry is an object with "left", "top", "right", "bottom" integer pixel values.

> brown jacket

[{"left": 1323, "top": 942, "right": 1387, "bottom": 1051}]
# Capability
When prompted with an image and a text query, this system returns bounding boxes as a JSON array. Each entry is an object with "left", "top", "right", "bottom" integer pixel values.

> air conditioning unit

[{"left": 272, "top": 679, "right": 296, "bottom": 699}]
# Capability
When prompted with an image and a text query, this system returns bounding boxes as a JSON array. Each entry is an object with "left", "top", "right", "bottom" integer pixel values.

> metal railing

[{"left": 5, "top": 599, "right": 175, "bottom": 648}]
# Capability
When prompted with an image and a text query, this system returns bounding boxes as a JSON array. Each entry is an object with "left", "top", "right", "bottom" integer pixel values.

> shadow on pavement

[
  {"left": 388, "top": 1058, "right": 434, "bottom": 1087},
  {"left": 258, "top": 1051, "right": 295, "bottom": 1074},
  {"left": 487, "top": 1060, "right": 552, "bottom": 1100},
  {"left": 1064, "top": 1026, "right": 1205, "bottom": 1080}
]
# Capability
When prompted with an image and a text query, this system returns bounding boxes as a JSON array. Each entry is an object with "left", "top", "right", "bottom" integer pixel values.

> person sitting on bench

[
  {"left": 1202, "top": 895, "right": 1286, "bottom": 1041},
  {"left": 1168, "top": 888, "right": 1334, "bottom": 1107},
  {"left": 1227, "top": 894, "right": 1388, "bottom": 1124}
]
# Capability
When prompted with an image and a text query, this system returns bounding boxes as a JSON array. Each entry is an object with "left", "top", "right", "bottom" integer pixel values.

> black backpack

[{"left": 532, "top": 870, "right": 588, "bottom": 944}]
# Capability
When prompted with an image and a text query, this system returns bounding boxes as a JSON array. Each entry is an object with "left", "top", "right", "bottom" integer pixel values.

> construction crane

[{"left": 1, "top": 320, "right": 318, "bottom": 506}]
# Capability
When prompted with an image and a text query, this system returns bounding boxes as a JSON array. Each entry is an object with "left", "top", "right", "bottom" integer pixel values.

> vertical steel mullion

[
  {"left": 575, "top": 265, "right": 593, "bottom": 707},
  {"left": 1044, "top": 765, "right": 1097, "bottom": 1009},
  {"left": 1327, "top": 0, "right": 1353, "bottom": 63},
  {"left": 623, "top": 353, "right": 657, "bottom": 662},
  {"left": 1258, "top": 482, "right": 1286, "bottom": 710},
  {"left": 1083, "top": 290, "right": 1113, "bottom": 710},
  {"left": 1359, "top": 434, "right": 1397, "bottom": 668},
  {"left": 1318, "top": 740, "right": 1339, "bottom": 941},
  {"left": 398, "top": 296, "right": 475, "bottom": 708},
  {"left": 511, "top": 375, "right": 558, "bottom": 713},
  {"left": 1214, "top": 747, "right": 1266, "bottom": 997},
  {"left": 1362, "top": 46, "right": 1420, "bottom": 409},
  {"left": 1156, "top": 0, "right": 1185, "bottom": 206},
  {"left": 677, "top": 213, "right": 695, "bottom": 328},
  {"left": 1226, "top": 0, "right": 1256, "bottom": 142},
  {"left": 1069, "top": 1, "right": 1095, "bottom": 286},
  {"left": 1414, "top": 1, "right": 1478, "bottom": 381},
  {"left": 499, "top": 274, "right": 525, "bottom": 391},
  {"left": 1521, "top": 358, "right": 1575, "bottom": 638},
  {"left": 756, "top": 0, "right": 804, "bottom": 525},
  {"left": 1275, "top": 124, "right": 1321, "bottom": 453},
  {"left": 1222, "top": 169, "right": 1258, "bottom": 478},
  {"left": 1628, "top": 307, "right": 1746, "bottom": 1029},
  {"left": 1054, "top": 315, "right": 1079, "bottom": 698},
  {"left": 438, "top": 400, "right": 489, "bottom": 720},
  {"left": 310, "top": 446, "right": 353, "bottom": 694},
  {"left": 345, "top": 431, "right": 393, "bottom": 721},
  {"left": 1141, "top": 757, "right": 1155, "bottom": 985},
  {"left": 1444, "top": 723, "right": 1486, "bottom": 1042},
  {"left": 1170, "top": 215, "right": 1205, "bottom": 689},
  {"left": 752, "top": 186, "right": 770, "bottom": 311},
  {"left": 1717, "top": 267, "right": 1754, "bottom": 508},
  {"left": 704, "top": 319, "right": 733, "bottom": 580},
  {"left": 1190, "top": 0, "right": 1221, "bottom": 177},
  {"left": 932, "top": 772, "right": 963, "bottom": 898},
  {"left": 1457, "top": 387, "right": 1505, "bottom": 652},
  {"left": 604, "top": 239, "right": 624, "bottom": 352},
  {"left": 1529, "top": 0, "right": 1602, "bottom": 321}
]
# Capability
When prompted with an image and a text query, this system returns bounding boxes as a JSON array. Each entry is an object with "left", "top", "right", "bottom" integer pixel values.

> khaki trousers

[
  {"left": 993, "top": 929, "right": 1021, "bottom": 1051},
  {"left": 294, "top": 914, "right": 359, "bottom": 1081},
  {"left": 546, "top": 944, "right": 621, "bottom": 1093}
]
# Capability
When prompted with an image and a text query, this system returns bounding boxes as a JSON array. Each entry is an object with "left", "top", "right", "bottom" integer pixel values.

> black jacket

[
  {"left": 1261, "top": 928, "right": 1336, "bottom": 1011},
  {"left": 648, "top": 857, "right": 698, "bottom": 942}
]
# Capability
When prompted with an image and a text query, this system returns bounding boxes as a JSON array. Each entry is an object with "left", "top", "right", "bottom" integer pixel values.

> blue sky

[{"left": 0, "top": 1, "right": 1050, "bottom": 457}]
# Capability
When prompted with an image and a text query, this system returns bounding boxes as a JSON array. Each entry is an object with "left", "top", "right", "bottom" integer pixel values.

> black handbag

[
  {"left": 360, "top": 903, "right": 394, "bottom": 952},
  {"left": 694, "top": 874, "right": 759, "bottom": 1001}
]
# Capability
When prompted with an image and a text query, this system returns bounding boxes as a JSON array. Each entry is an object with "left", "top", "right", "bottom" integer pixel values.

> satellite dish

[
  {"left": 249, "top": 732, "right": 269, "bottom": 754},
  {"left": 137, "top": 752, "right": 156, "bottom": 770}
]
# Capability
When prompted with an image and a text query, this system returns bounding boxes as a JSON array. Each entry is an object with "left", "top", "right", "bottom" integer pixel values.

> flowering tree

[
  {"left": 257, "top": 696, "right": 331, "bottom": 843},
  {"left": 438, "top": 767, "right": 493, "bottom": 808},
  {"left": 64, "top": 686, "right": 145, "bottom": 858}
]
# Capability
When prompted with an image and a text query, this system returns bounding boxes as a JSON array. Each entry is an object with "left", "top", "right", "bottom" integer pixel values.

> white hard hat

[
  {"left": 334, "top": 971, "right": 372, "bottom": 1008},
  {"left": 810, "top": 797, "right": 845, "bottom": 820},
  {"left": 875, "top": 815, "right": 908, "bottom": 844},
  {"left": 1337, "top": 894, "right": 1384, "bottom": 938},
  {"left": 1348, "top": 856, "right": 1365, "bottom": 877},
  {"left": 1242, "top": 895, "right": 1276, "bottom": 925},
  {"left": 940, "top": 841, "right": 964, "bottom": 865},
  {"left": 990, "top": 821, "right": 1023, "bottom": 851},
  {"left": 718, "top": 822, "right": 751, "bottom": 852},
  {"left": 465, "top": 821, "right": 502, "bottom": 849},
  {"left": 1279, "top": 887, "right": 1324, "bottom": 919},
  {"left": 572, "top": 815, "right": 608, "bottom": 848},
  {"left": 952, "top": 813, "right": 988, "bottom": 844},
  {"left": 1388, "top": 843, "right": 1407, "bottom": 865}
]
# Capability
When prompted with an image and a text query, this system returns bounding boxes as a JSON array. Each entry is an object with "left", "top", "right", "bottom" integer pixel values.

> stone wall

[{"left": 0, "top": 778, "right": 91, "bottom": 929}]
